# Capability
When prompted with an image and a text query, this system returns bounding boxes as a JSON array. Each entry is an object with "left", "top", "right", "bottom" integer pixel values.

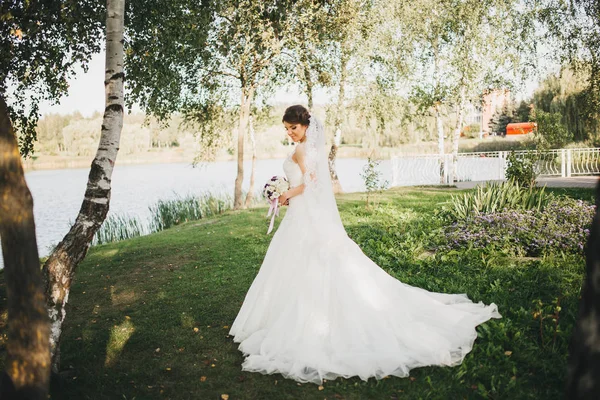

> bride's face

[{"left": 283, "top": 121, "right": 308, "bottom": 143}]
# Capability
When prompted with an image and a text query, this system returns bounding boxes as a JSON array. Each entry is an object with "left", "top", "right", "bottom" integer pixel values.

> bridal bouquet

[{"left": 263, "top": 176, "right": 289, "bottom": 234}]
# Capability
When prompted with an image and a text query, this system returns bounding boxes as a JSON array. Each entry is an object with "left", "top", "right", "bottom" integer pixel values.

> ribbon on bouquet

[{"left": 266, "top": 198, "right": 280, "bottom": 234}]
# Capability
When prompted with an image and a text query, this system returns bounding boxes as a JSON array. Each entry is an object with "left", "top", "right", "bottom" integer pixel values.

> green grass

[{"left": 0, "top": 186, "right": 593, "bottom": 399}]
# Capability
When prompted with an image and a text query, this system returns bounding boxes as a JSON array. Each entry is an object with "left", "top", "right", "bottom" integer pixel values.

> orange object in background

[{"left": 506, "top": 122, "right": 537, "bottom": 135}]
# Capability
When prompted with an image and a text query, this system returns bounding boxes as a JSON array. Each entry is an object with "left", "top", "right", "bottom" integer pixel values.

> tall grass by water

[
  {"left": 149, "top": 193, "right": 234, "bottom": 231},
  {"left": 94, "top": 192, "right": 262, "bottom": 245},
  {"left": 93, "top": 214, "right": 147, "bottom": 245}
]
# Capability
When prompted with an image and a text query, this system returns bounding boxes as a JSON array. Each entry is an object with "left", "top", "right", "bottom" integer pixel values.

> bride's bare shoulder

[
  {"left": 295, "top": 142, "right": 307, "bottom": 157},
  {"left": 291, "top": 143, "right": 306, "bottom": 165}
]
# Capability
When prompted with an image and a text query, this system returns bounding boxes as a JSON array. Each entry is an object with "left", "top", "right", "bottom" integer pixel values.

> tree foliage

[
  {"left": 489, "top": 102, "right": 514, "bottom": 135},
  {"left": 534, "top": 110, "right": 573, "bottom": 149},
  {"left": 533, "top": 66, "right": 595, "bottom": 142},
  {"left": 537, "top": 0, "right": 600, "bottom": 141},
  {"left": 0, "top": 0, "right": 104, "bottom": 156}
]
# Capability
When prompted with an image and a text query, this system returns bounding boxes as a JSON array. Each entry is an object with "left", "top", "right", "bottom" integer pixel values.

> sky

[
  {"left": 37, "top": 50, "right": 546, "bottom": 118},
  {"left": 37, "top": 51, "right": 330, "bottom": 117}
]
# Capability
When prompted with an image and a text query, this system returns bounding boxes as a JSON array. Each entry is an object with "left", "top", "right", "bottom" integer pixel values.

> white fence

[{"left": 391, "top": 148, "right": 600, "bottom": 187}]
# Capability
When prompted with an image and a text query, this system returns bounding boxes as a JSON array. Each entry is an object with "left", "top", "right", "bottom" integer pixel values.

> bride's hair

[{"left": 282, "top": 105, "right": 311, "bottom": 126}]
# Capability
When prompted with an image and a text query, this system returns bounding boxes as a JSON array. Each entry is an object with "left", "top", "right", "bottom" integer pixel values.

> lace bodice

[{"left": 283, "top": 152, "right": 303, "bottom": 188}]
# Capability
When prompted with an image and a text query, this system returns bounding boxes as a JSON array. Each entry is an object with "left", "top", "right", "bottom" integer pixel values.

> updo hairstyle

[{"left": 282, "top": 105, "right": 311, "bottom": 126}]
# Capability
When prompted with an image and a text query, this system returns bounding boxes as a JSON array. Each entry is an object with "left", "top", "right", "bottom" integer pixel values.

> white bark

[
  {"left": 234, "top": 87, "right": 254, "bottom": 209},
  {"left": 44, "top": 0, "right": 125, "bottom": 373},
  {"left": 452, "top": 85, "right": 466, "bottom": 182},
  {"left": 334, "top": 128, "right": 341, "bottom": 147},
  {"left": 244, "top": 114, "right": 257, "bottom": 208},
  {"left": 329, "top": 53, "right": 347, "bottom": 194},
  {"left": 435, "top": 103, "right": 445, "bottom": 183}
]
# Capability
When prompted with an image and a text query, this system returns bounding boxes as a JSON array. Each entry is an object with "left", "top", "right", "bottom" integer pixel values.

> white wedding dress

[{"left": 229, "top": 117, "right": 500, "bottom": 385}]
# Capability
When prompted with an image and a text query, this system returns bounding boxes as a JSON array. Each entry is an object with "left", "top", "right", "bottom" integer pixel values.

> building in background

[
  {"left": 481, "top": 89, "right": 511, "bottom": 134},
  {"left": 464, "top": 102, "right": 482, "bottom": 126},
  {"left": 462, "top": 88, "right": 512, "bottom": 137}
]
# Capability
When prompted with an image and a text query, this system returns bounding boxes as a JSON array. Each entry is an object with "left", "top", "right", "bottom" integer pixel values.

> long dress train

[{"left": 229, "top": 153, "right": 500, "bottom": 384}]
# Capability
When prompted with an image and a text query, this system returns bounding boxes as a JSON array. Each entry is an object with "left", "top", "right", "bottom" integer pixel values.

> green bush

[
  {"left": 462, "top": 123, "right": 482, "bottom": 138},
  {"left": 535, "top": 110, "right": 573, "bottom": 149},
  {"left": 360, "top": 157, "right": 389, "bottom": 206},
  {"left": 505, "top": 151, "right": 538, "bottom": 187}
]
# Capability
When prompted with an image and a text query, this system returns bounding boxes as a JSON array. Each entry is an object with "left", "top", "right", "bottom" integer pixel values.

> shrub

[
  {"left": 440, "top": 180, "right": 551, "bottom": 221},
  {"left": 462, "top": 123, "right": 482, "bottom": 139},
  {"left": 361, "top": 157, "right": 389, "bottom": 206},
  {"left": 443, "top": 197, "right": 595, "bottom": 256},
  {"left": 535, "top": 110, "right": 573, "bottom": 149},
  {"left": 505, "top": 151, "right": 538, "bottom": 188}
]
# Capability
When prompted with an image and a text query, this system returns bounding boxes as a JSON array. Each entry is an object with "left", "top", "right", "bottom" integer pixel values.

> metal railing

[{"left": 391, "top": 148, "right": 600, "bottom": 187}]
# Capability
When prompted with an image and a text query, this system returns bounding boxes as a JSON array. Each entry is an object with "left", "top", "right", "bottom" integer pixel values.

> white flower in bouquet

[
  {"left": 263, "top": 176, "right": 289, "bottom": 234},
  {"left": 263, "top": 176, "right": 289, "bottom": 202}
]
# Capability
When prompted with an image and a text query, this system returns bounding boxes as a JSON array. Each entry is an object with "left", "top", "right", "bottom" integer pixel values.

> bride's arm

[{"left": 278, "top": 144, "right": 307, "bottom": 205}]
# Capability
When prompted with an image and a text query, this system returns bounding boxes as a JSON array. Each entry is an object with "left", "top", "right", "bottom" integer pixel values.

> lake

[{"left": 1, "top": 157, "right": 391, "bottom": 265}]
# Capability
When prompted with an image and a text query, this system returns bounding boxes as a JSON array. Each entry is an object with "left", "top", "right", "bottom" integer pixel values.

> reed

[
  {"left": 93, "top": 214, "right": 147, "bottom": 245},
  {"left": 149, "top": 192, "right": 234, "bottom": 231},
  {"left": 93, "top": 191, "right": 265, "bottom": 245}
]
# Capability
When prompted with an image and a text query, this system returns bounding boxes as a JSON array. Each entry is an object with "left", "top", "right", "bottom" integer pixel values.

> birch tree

[
  {"left": 405, "top": 0, "right": 530, "bottom": 182},
  {"left": 126, "top": 1, "right": 293, "bottom": 209},
  {"left": 42, "top": 0, "right": 125, "bottom": 372},
  {"left": 210, "top": 1, "right": 293, "bottom": 209},
  {"left": 402, "top": 0, "right": 454, "bottom": 182},
  {"left": 244, "top": 114, "right": 257, "bottom": 207},
  {"left": 0, "top": 1, "right": 103, "bottom": 392},
  {"left": 346, "top": 0, "right": 415, "bottom": 150},
  {"left": 326, "top": 0, "right": 372, "bottom": 193},
  {"left": 446, "top": 0, "right": 532, "bottom": 181},
  {"left": 286, "top": 0, "right": 335, "bottom": 110}
]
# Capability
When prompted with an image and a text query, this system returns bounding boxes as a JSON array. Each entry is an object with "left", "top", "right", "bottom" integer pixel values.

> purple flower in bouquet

[{"left": 263, "top": 176, "right": 290, "bottom": 202}]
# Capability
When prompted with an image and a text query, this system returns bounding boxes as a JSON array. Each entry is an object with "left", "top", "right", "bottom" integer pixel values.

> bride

[{"left": 229, "top": 105, "right": 500, "bottom": 384}]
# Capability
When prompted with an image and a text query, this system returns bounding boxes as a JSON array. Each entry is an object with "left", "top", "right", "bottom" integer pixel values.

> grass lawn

[{"left": 0, "top": 186, "right": 593, "bottom": 399}]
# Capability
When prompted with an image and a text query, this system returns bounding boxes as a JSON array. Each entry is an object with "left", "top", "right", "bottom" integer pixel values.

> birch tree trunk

[
  {"left": 234, "top": 86, "right": 254, "bottom": 209},
  {"left": 435, "top": 103, "right": 445, "bottom": 184},
  {"left": 302, "top": 53, "right": 314, "bottom": 110},
  {"left": 328, "top": 53, "right": 347, "bottom": 194},
  {"left": 244, "top": 115, "right": 257, "bottom": 208},
  {"left": 432, "top": 38, "right": 445, "bottom": 184},
  {"left": 305, "top": 72, "right": 314, "bottom": 110},
  {"left": 567, "top": 179, "right": 600, "bottom": 399},
  {"left": 452, "top": 84, "right": 466, "bottom": 183},
  {"left": 42, "top": 0, "right": 125, "bottom": 373},
  {"left": 0, "top": 96, "right": 51, "bottom": 399}
]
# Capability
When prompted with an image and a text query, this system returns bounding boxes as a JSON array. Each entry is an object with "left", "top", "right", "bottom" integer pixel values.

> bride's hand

[{"left": 278, "top": 192, "right": 290, "bottom": 206}]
